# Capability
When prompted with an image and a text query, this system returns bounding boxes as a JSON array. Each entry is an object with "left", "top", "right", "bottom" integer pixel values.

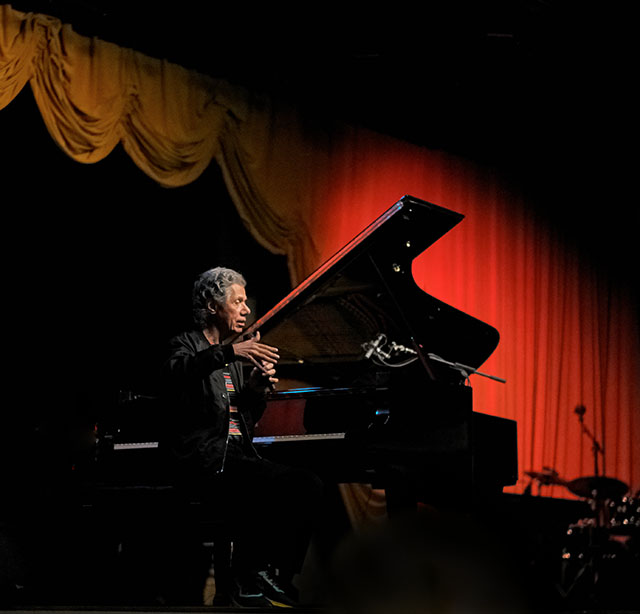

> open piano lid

[{"left": 242, "top": 195, "right": 500, "bottom": 386}]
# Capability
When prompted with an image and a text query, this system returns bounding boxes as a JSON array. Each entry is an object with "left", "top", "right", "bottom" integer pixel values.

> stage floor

[{"left": 2, "top": 493, "right": 639, "bottom": 613}]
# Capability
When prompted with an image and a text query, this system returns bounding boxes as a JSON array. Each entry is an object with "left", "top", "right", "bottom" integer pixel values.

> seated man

[{"left": 162, "top": 267, "right": 323, "bottom": 607}]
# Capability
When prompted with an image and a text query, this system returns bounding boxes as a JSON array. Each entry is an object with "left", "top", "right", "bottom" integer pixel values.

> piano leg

[{"left": 374, "top": 462, "right": 418, "bottom": 517}]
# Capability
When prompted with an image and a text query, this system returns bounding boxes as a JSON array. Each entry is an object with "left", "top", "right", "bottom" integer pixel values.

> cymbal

[
  {"left": 525, "top": 469, "right": 565, "bottom": 486},
  {"left": 567, "top": 476, "right": 628, "bottom": 500}
]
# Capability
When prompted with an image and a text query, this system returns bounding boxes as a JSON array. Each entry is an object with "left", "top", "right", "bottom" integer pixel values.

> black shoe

[
  {"left": 256, "top": 568, "right": 298, "bottom": 608},
  {"left": 230, "top": 573, "right": 273, "bottom": 608}
]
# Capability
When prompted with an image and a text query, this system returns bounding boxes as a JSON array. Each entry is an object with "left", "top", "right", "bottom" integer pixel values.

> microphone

[
  {"left": 574, "top": 404, "right": 586, "bottom": 418},
  {"left": 389, "top": 342, "right": 417, "bottom": 356},
  {"left": 363, "top": 334, "right": 385, "bottom": 359}
]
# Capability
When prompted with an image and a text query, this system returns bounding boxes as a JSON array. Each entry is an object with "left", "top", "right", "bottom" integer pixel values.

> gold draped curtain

[
  {"left": 0, "top": 3, "right": 328, "bottom": 283},
  {"left": 2, "top": 5, "right": 639, "bottom": 511}
]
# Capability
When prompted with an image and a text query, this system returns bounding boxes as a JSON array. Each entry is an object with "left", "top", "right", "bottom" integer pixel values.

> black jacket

[{"left": 162, "top": 329, "right": 267, "bottom": 477}]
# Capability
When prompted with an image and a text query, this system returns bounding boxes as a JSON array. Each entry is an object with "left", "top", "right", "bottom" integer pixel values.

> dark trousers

[{"left": 191, "top": 442, "right": 324, "bottom": 579}]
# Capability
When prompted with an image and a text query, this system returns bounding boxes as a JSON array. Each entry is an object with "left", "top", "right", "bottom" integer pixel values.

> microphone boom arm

[{"left": 427, "top": 353, "right": 506, "bottom": 383}]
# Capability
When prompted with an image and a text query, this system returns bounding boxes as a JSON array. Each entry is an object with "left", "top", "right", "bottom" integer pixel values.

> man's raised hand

[{"left": 232, "top": 331, "right": 280, "bottom": 366}]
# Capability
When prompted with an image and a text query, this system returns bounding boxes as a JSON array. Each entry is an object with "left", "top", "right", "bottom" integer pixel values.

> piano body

[
  {"left": 98, "top": 195, "right": 517, "bottom": 511},
  {"left": 243, "top": 194, "right": 517, "bottom": 509}
]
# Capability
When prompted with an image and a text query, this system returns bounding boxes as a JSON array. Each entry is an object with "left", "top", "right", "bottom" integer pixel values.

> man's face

[{"left": 213, "top": 283, "right": 251, "bottom": 338}]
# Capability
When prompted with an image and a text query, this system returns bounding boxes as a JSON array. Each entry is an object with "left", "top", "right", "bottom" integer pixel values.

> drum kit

[
  {"left": 525, "top": 467, "right": 639, "bottom": 605},
  {"left": 524, "top": 406, "right": 639, "bottom": 606},
  {"left": 524, "top": 468, "right": 631, "bottom": 502}
]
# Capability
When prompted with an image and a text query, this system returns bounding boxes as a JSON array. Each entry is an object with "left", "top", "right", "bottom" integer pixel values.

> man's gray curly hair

[{"left": 192, "top": 267, "right": 246, "bottom": 328}]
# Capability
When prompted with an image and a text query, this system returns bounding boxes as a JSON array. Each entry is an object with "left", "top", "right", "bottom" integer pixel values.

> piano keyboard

[
  {"left": 111, "top": 433, "right": 346, "bottom": 450},
  {"left": 113, "top": 441, "right": 159, "bottom": 450}
]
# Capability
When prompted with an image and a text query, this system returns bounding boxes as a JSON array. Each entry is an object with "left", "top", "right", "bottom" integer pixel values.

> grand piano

[{"left": 100, "top": 195, "right": 517, "bottom": 512}]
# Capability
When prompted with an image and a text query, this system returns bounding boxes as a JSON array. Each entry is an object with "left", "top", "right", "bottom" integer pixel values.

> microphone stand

[
  {"left": 575, "top": 405, "right": 603, "bottom": 479},
  {"left": 574, "top": 405, "right": 607, "bottom": 529}
]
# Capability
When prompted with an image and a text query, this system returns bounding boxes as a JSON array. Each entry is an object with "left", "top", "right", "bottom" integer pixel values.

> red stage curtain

[{"left": 298, "top": 131, "right": 640, "bottom": 499}]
